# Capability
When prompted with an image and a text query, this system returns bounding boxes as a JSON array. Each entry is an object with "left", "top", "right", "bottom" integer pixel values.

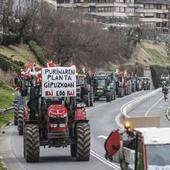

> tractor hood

[{"left": 48, "top": 104, "right": 68, "bottom": 118}]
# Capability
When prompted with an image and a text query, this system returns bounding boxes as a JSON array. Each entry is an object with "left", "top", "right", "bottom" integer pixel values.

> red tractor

[
  {"left": 115, "top": 71, "right": 125, "bottom": 97},
  {"left": 23, "top": 65, "right": 91, "bottom": 162}
]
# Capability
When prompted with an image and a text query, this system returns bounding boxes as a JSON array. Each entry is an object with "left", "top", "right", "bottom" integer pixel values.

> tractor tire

[
  {"left": 18, "top": 107, "right": 24, "bottom": 135},
  {"left": 90, "top": 88, "right": 94, "bottom": 106},
  {"left": 76, "top": 123, "right": 90, "bottom": 161},
  {"left": 84, "top": 95, "right": 90, "bottom": 107},
  {"left": 24, "top": 124, "right": 40, "bottom": 162},
  {"left": 70, "top": 144, "right": 76, "bottom": 157},
  {"left": 106, "top": 92, "right": 111, "bottom": 102},
  {"left": 14, "top": 103, "right": 18, "bottom": 126}
]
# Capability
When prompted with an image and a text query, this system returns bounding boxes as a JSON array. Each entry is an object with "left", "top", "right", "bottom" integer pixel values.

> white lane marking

[
  {"left": 91, "top": 150, "right": 120, "bottom": 170},
  {"left": 98, "top": 135, "right": 107, "bottom": 139},
  {"left": 115, "top": 113, "right": 124, "bottom": 128},
  {"left": 86, "top": 103, "right": 108, "bottom": 112},
  {"left": 145, "top": 96, "right": 163, "bottom": 117},
  {"left": 86, "top": 91, "right": 144, "bottom": 113}
]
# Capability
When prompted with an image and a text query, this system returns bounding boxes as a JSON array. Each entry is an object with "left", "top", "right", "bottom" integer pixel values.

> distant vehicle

[
  {"left": 138, "top": 77, "right": 151, "bottom": 90},
  {"left": 76, "top": 74, "right": 93, "bottom": 107},
  {"left": 93, "top": 71, "right": 117, "bottom": 102}
]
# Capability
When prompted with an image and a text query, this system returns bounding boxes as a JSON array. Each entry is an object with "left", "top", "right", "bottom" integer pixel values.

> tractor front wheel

[
  {"left": 24, "top": 124, "right": 40, "bottom": 162},
  {"left": 106, "top": 92, "right": 111, "bottom": 102},
  {"left": 76, "top": 123, "right": 90, "bottom": 161},
  {"left": 18, "top": 106, "right": 24, "bottom": 135}
]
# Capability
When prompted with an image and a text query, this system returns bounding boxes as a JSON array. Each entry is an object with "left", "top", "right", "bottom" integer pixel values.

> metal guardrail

[{"left": 0, "top": 107, "right": 14, "bottom": 116}]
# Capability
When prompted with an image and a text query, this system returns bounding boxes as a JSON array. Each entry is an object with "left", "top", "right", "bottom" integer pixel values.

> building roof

[{"left": 135, "top": 127, "right": 170, "bottom": 145}]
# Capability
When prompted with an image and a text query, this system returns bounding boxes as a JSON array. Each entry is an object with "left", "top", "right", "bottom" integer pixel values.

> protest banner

[{"left": 42, "top": 66, "right": 76, "bottom": 97}]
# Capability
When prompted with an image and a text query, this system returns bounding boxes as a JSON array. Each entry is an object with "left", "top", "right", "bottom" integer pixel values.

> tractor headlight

[
  {"left": 59, "top": 123, "right": 66, "bottom": 128},
  {"left": 50, "top": 124, "right": 58, "bottom": 128},
  {"left": 97, "top": 90, "right": 103, "bottom": 92},
  {"left": 124, "top": 122, "right": 131, "bottom": 130}
]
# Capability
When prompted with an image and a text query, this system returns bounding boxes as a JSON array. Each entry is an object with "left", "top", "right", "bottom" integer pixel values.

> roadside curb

[{"left": 116, "top": 89, "right": 161, "bottom": 127}]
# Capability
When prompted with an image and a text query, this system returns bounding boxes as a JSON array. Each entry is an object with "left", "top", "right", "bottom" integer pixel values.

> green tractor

[{"left": 93, "top": 71, "right": 117, "bottom": 102}]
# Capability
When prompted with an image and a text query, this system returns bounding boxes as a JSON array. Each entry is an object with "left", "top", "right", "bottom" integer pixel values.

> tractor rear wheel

[
  {"left": 18, "top": 106, "right": 24, "bottom": 135},
  {"left": 24, "top": 124, "right": 40, "bottom": 162},
  {"left": 76, "top": 123, "right": 90, "bottom": 161}
]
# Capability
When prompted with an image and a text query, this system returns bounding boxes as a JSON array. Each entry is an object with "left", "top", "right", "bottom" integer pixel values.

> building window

[
  {"left": 127, "top": 7, "right": 134, "bottom": 13},
  {"left": 156, "top": 13, "right": 161, "bottom": 18},
  {"left": 115, "top": 0, "right": 124, "bottom": 3},
  {"left": 127, "top": 0, "right": 134, "bottom": 3},
  {"left": 163, "top": 14, "right": 167, "bottom": 19},
  {"left": 116, "top": 7, "right": 125, "bottom": 13},
  {"left": 156, "top": 22, "right": 161, "bottom": 27},
  {"left": 162, "top": 22, "right": 167, "bottom": 27},
  {"left": 144, "top": 4, "right": 154, "bottom": 9},
  {"left": 156, "top": 4, "right": 162, "bottom": 9}
]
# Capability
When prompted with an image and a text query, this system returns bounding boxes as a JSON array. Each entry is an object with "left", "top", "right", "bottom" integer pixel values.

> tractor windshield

[
  {"left": 146, "top": 144, "right": 170, "bottom": 169},
  {"left": 76, "top": 78, "right": 85, "bottom": 86},
  {"left": 96, "top": 79, "right": 106, "bottom": 88}
]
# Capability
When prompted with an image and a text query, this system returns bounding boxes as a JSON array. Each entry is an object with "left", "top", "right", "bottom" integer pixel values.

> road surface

[{"left": 0, "top": 90, "right": 169, "bottom": 170}]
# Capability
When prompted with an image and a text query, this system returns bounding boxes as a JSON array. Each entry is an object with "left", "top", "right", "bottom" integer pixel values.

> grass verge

[
  {"left": 140, "top": 42, "right": 170, "bottom": 65},
  {"left": 0, "top": 161, "right": 7, "bottom": 170},
  {"left": 0, "top": 87, "right": 14, "bottom": 128},
  {"left": 0, "top": 112, "right": 13, "bottom": 128}
]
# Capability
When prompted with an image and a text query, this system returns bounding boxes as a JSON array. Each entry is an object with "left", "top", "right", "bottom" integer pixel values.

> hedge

[
  {"left": 0, "top": 54, "right": 24, "bottom": 73},
  {"left": 28, "top": 40, "right": 47, "bottom": 66},
  {"left": 0, "top": 34, "right": 19, "bottom": 46},
  {"left": 150, "top": 65, "right": 170, "bottom": 88}
]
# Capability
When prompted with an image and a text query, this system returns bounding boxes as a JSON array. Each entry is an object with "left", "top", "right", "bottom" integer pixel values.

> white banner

[{"left": 42, "top": 66, "right": 76, "bottom": 97}]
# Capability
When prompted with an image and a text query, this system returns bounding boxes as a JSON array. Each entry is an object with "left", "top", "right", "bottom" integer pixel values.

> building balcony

[
  {"left": 89, "top": 12, "right": 113, "bottom": 16},
  {"left": 140, "top": 17, "right": 168, "bottom": 22},
  {"left": 96, "top": 3, "right": 113, "bottom": 7},
  {"left": 136, "top": 8, "right": 169, "bottom": 14}
]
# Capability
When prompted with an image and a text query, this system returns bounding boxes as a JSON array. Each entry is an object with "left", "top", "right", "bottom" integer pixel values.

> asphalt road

[{"left": 0, "top": 90, "right": 169, "bottom": 170}]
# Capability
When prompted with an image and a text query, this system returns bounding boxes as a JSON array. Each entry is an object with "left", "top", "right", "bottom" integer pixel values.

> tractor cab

[
  {"left": 104, "top": 116, "right": 170, "bottom": 170},
  {"left": 76, "top": 73, "right": 93, "bottom": 107}
]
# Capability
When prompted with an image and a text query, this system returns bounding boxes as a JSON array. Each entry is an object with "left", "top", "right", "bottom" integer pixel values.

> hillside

[
  {"left": 130, "top": 41, "right": 170, "bottom": 66},
  {"left": 0, "top": 40, "right": 170, "bottom": 85},
  {"left": 0, "top": 43, "right": 41, "bottom": 85},
  {"left": 0, "top": 44, "right": 38, "bottom": 64}
]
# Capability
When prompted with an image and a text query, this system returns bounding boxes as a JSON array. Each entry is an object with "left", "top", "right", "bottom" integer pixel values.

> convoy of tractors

[{"left": 13, "top": 62, "right": 151, "bottom": 164}]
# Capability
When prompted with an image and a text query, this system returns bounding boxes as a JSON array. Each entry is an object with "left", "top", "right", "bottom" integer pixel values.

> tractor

[
  {"left": 104, "top": 116, "right": 170, "bottom": 170},
  {"left": 22, "top": 65, "right": 91, "bottom": 162},
  {"left": 93, "top": 71, "right": 117, "bottom": 102},
  {"left": 13, "top": 74, "right": 28, "bottom": 131},
  {"left": 13, "top": 64, "right": 36, "bottom": 135},
  {"left": 115, "top": 71, "right": 125, "bottom": 97},
  {"left": 76, "top": 74, "right": 94, "bottom": 107}
]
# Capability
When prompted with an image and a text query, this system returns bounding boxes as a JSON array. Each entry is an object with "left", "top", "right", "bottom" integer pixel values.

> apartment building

[{"left": 135, "top": 0, "right": 170, "bottom": 32}]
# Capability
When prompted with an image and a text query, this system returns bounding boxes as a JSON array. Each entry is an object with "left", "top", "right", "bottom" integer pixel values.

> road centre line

[
  {"left": 145, "top": 96, "right": 163, "bottom": 117},
  {"left": 90, "top": 150, "right": 120, "bottom": 170}
]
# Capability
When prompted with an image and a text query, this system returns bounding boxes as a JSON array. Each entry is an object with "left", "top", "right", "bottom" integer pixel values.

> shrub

[
  {"left": 0, "top": 54, "right": 24, "bottom": 73},
  {"left": 28, "top": 40, "right": 47, "bottom": 66},
  {"left": 0, "top": 34, "right": 19, "bottom": 46}
]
